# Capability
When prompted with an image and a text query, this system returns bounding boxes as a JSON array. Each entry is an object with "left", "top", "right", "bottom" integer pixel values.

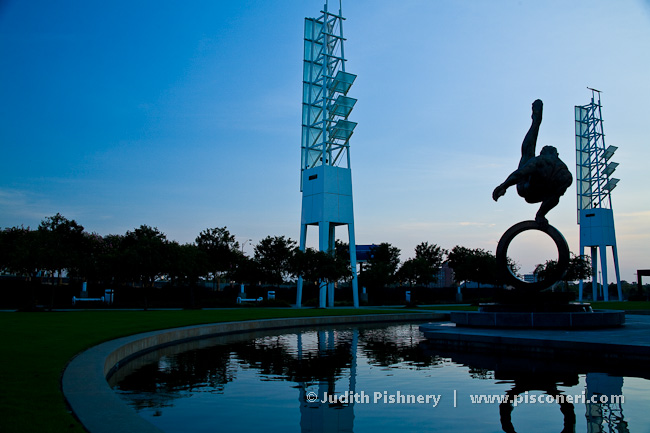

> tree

[
  {"left": 122, "top": 225, "right": 168, "bottom": 309},
  {"left": 564, "top": 254, "right": 591, "bottom": 282},
  {"left": 534, "top": 253, "right": 591, "bottom": 290},
  {"left": 37, "top": 213, "right": 86, "bottom": 284},
  {"left": 0, "top": 226, "right": 41, "bottom": 309},
  {"left": 254, "top": 236, "right": 296, "bottom": 285},
  {"left": 195, "top": 227, "right": 240, "bottom": 290},
  {"left": 33, "top": 214, "right": 86, "bottom": 309},
  {"left": 166, "top": 241, "right": 206, "bottom": 286},
  {"left": 166, "top": 241, "right": 207, "bottom": 308},
  {"left": 230, "top": 254, "right": 261, "bottom": 286},
  {"left": 0, "top": 226, "right": 40, "bottom": 279},
  {"left": 99, "top": 234, "right": 126, "bottom": 286},
  {"left": 397, "top": 258, "right": 419, "bottom": 287},
  {"left": 447, "top": 246, "right": 499, "bottom": 288},
  {"left": 398, "top": 242, "right": 446, "bottom": 287},
  {"left": 68, "top": 232, "right": 105, "bottom": 283},
  {"left": 290, "top": 247, "right": 353, "bottom": 287},
  {"left": 360, "top": 243, "right": 401, "bottom": 289}
]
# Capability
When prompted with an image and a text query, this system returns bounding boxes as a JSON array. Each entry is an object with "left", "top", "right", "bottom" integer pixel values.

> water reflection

[
  {"left": 111, "top": 324, "right": 648, "bottom": 433},
  {"left": 419, "top": 342, "right": 638, "bottom": 433},
  {"left": 498, "top": 381, "right": 576, "bottom": 433},
  {"left": 298, "top": 330, "right": 356, "bottom": 433},
  {"left": 495, "top": 374, "right": 629, "bottom": 433},
  {"left": 586, "top": 374, "right": 628, "bottom": 433}
]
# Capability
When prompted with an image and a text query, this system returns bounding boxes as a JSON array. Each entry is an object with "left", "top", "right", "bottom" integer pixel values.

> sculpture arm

[{"left": 492, "top": 162, "right": 536, "bottom": 201}]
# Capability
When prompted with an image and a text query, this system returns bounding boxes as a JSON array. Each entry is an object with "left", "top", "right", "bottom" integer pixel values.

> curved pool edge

[{"left": 62, "top": 312, "right": 447, "bottom": 433}]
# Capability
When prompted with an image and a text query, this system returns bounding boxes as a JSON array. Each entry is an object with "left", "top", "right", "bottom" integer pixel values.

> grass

[{"left": 0, "top": 308, "right": 403, "bottom": 433}]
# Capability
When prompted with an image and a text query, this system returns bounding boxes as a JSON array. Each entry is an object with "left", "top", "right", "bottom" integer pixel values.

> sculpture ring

[
  {"left": 496, "top": 220, "right": 570, "bottom": 291},
  {"left": 500, "top": 388, "right": 576, "bottom": 433}
]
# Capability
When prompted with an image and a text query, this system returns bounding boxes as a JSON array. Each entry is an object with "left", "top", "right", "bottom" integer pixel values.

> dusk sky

[{"left": 1, "top": 0, "right": 649, "bottom": 283}]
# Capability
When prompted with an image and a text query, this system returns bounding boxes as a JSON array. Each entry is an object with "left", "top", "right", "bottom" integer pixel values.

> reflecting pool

[{"left": 110, "top": 323, "right": 650, "bottom": 432}]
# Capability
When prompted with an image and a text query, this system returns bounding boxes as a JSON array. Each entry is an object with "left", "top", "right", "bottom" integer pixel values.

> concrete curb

[
  {"left": 450, "top": 309, "right": 625, "bottom": 328},
  {"left": 62, "top": 312, "right": 445, "bottom": 433}
]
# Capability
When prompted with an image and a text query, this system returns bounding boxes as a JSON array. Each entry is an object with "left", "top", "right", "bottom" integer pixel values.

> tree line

[
  {"left": 0, "top": 214, "right": 441, "bottom": 290},
  {"left": 0, "top": 214, "right": 297, "bottom": 289},
  {"left": 1, "top": 213, "right": 594, "bottom": 307}
]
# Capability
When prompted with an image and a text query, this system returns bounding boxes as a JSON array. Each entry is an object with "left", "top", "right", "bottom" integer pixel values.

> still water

[{"left": 110, "top": 323, "right": 650, "bottom": 433}]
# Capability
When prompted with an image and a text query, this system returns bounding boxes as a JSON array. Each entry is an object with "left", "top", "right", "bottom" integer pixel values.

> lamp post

[{"left": 241, "top": 238, "right": 252, "bottom": 255}]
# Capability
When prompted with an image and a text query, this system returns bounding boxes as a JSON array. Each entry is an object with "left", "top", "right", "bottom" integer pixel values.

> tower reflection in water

[
  {"left": 420, "top": 340, "right": 635, "bottom": 433},
  {"left": 585, "top": 374, "right": 628, "bottom": 433},
  {"left": 297, "top": 330, "right": 357, "bottom": 433},
  {"left": 296, "top": 325, "right": 437, "bottom": 433},
  {"left": 496, "top": 373, "right": 629, "bottom": 433}
]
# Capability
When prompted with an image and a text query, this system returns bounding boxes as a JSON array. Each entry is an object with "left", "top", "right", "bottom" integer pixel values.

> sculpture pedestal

[
  {"left": 487, "top": 290, "right": 585, "bottom": 312},
  {"left": 470, "top": 219, "right": 627, "bottom": 328},
  {"left": 450, "top": 309, "right": 624, "bottom": 329}
]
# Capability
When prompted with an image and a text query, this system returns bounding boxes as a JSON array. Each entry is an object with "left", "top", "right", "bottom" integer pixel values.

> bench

[
  {"left": 236, "top": 296, "right": 263, "bottom": 304},
  {"left": 72, "top": 296, "right": 105, "bottom": 305}
]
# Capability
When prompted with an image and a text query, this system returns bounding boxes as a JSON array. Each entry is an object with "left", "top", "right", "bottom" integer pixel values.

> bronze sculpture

[{"left": 492, "top": 99, "right": 572, "bottom": 292}]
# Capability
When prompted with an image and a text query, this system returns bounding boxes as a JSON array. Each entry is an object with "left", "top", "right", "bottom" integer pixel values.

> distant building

[{"left": 432, "top": 262, "right": 455, "bottom": 288}]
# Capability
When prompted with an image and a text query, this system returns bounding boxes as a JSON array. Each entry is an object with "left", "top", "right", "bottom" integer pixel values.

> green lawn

[{"left": 0, "top": 308, "right": 402, "bottom": 433}]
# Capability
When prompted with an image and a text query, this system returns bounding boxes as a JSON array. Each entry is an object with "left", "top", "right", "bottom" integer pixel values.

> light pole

[{"left": 241, "top": 238, "right": 252, "bottom": 255}]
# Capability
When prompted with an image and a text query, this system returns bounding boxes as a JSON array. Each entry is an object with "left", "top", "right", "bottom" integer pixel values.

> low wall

[
  {"left": 62, "top": 312, "right": 445, "bottom": 433},
  {"left": 451, "top": 310, "right": 625, "bottom": 328}
]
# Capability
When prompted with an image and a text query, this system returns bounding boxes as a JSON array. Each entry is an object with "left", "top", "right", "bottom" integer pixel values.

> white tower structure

[
  {"left": 296, "top": 1, "right": 359, "bottom": 308},
  {"left": 575, "top": 89, "right": 622, "bottom": 301}
]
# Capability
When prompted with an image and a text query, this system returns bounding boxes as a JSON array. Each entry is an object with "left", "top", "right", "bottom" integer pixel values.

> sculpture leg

[
  {"left": 518, "top": 99, "right": 543, "bottom": 169},
  {"left": 535, "top": 196, "right": 559, "bottom": 226}
]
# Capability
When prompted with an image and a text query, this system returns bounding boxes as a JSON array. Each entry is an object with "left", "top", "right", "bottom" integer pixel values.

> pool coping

[{"left": 62, "top": 312, "right": 446, "bottom": 433}]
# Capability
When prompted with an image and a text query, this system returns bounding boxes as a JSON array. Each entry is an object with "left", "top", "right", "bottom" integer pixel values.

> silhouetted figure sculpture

[{"left": 492, "top": 99, "right": 573, "bottom": 226}]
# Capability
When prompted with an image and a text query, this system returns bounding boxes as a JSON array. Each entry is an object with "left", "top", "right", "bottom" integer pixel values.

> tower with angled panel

[
  {"left": 575, "top": 89, "right": 622, "bottom": 301},
  {"left": 296, "top": 0, "right": 359, "bottom": 308}
]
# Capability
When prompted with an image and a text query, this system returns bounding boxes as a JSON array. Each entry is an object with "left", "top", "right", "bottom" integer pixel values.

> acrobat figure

[{"left": 492, "top": 99, "right": 573, "bottom": 226}]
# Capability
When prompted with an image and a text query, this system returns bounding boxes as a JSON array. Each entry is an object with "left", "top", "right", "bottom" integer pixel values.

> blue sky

[{"left": 1, "top": 0, "right": 649, "bottom": 283}]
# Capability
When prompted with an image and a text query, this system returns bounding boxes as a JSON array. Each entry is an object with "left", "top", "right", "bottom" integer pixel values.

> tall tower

[
  {"left": 574, "top": 89, "right": 622, "bottom": 301},
  {"left": 296, "top": 1, "right": 359, "bottom": 308}
]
